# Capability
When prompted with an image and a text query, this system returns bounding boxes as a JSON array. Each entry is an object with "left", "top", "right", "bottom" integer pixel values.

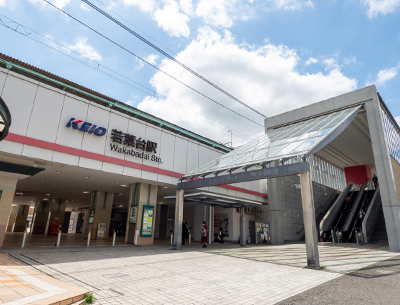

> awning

[
  {"left": 165, "top": 192, "right": 263, "bottom": 208},
  {"left": 182, "top": 105, "right": 363, "bottom": 181}
]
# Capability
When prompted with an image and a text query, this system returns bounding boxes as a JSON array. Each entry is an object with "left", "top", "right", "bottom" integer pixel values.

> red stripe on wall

[{"left": 6, "top": 133, "right": 267, "bottom": 198}]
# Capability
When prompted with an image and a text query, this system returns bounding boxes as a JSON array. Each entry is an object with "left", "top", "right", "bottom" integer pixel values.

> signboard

[
  {"left": 129, "top": 206, "right": 138, "bottom": 224},
  {"left": 140, "top": 205, "right": 154, "bottom": 237},
  {"left": 214, "top": 213, "right": 229, "bottom": 237},
  {"left": 97, "top": 222, "right": 106, "bottom": 239}
]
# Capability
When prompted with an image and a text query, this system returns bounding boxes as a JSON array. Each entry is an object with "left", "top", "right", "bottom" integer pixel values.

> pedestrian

[
  {"left": 182, "top": 222, "right": 189, "bottom": 245},
  {"left": 345, "top": 196, "right": 352, "bottom": 210},
  {"left": 359, "top": 208, "right": 364, "bottom": 219},
  {"left": 201, "top": 221, "right": 208, "bottom": 248},
  {"left": 372, "top": 174, "right": 379, "bottom": 189}
]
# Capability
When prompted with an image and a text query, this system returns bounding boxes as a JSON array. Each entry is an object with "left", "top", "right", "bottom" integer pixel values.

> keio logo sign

[{"left": 66, "top": 118, "right": 107, "bottom": 136}]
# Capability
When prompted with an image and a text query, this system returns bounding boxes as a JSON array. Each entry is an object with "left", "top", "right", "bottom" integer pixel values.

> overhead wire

[
  {"left": 83, "top": 0, "right": 267, "bottom": 119},
  {"left": 42, "top": 0, "right": 263, "bottom": 127},
  {"left": 92, "top": 0, "right": 250, "bottom": 103},
  {"left": 0, "top": 14, "right": 252, "bottom": 142}
]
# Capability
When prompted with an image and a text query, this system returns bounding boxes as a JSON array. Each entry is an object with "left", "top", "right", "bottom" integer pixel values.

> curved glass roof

[{"left": 183, "top": 105, "right": 362, "bottom": 179}]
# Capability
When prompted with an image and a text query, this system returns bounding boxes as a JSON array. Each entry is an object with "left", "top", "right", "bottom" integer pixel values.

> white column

[
  {"left": 208, "top": 206, "right": 214, "bottom": 245},
  {"left": 240, "top": 207, "right": 246, "bottom": 247},
  {"left": 173, "top": 190, "right": 184, "bottom": 249},
  {"left": 300, "top": 171, "right": 320, "bottom": 268}
]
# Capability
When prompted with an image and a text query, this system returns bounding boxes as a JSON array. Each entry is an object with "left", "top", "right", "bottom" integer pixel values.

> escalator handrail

[
  {"left": 320, "top": 182, "right": 354, "bottom": 231},
  {"left": 362, "top": 188, "right": 381, "bottom": 244},
  {"left": 342, "top": 183, "right": 367, "bottom": 234}
]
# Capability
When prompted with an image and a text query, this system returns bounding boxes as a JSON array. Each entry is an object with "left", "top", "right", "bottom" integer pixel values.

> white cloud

[
  {"left": 144, "top": 54, "right": 160, "bottom": 65},
  {"left": 154, "top": 0, "right": 191, "bottom": 37},
  {"left": 122, "top": 0, "right": 155, "bottom": 13},
  {"left": 123, "top": 0, "right": 191, "bottom": 37},
  {"left": 323, "top": 57, "right": 340, "bottom": 71},
  {"left": 268, "top": 0, "right": 314, "bottom": 10},
  {"left": 305, "top": 57, "right": 318, "bottom": 66},
  {"left": 137, "top": 27, "right": 356, "bottom": 145},
  {"left": 80, "top": 2, "right": 91, "bottom": 11},
  {"left": 375, "top": 66, "right": 398, "bottom": 86},
  {"left": 0, "top": 0, "right": 5, "bottom": 7},
  {"left": 134, "top": 57, "right": 145, "bottom": 70},
  {"left": 363, "top": 0, "right": 400, "bottom": 18},
  {"left": 68, "top": 37, "right": 102, "bottom": 61},
  {"left": 28, "top": 0, "right": 71, "bottom": 9},
  {"left": 180, "top": 0, "right": 193, "bottom": 14},
  {"left": 196, "top": 0, "right": 235, "bottom": 28},
  {"left": 343, "top": 56, "right": 357, "bottom": 66}
]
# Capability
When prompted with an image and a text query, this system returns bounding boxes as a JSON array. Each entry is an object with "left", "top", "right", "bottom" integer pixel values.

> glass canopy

[{"left": 183, "top": 105, "right": 362, "bottom": 179}]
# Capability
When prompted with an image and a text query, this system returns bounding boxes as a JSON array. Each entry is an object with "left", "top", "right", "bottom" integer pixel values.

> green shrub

[{"left": 84, "top": 292, "right": 95, "bottom": 304}]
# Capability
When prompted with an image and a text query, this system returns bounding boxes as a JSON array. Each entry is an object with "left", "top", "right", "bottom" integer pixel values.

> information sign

[
  {"left": 140, "top": 205, "right": 154, "bottom": 237},
  {"left": 129, "top": 206, "right": 138, "bottom": 224}
]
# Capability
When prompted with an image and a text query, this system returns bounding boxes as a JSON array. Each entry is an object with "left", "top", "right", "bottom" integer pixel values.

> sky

[{"left": 0, "top": 0, "right": 400, "bottom": 147}]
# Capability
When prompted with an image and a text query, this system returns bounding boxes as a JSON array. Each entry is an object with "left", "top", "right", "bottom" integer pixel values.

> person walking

[
  {"left": 201, "top": 221, "right": 208, "bottom": 248},
  {"left": 182, "top": 222, "right": 189, "bottom": 245},
  {"left": 372, "top": 174, "right": 379, "bottom": 189}
]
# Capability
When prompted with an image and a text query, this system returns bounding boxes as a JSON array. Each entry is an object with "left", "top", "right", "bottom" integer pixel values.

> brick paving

[
  {"left": 1, "top": 242, "right": 397, "bottom": 305},
  {"left": 0, "top": 253, "right": 87, "bottom": 305}
]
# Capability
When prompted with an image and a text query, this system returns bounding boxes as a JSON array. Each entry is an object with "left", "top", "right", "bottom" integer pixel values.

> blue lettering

[
  {"left": 79, "top": 122, "right": 92, "bottom": 132},
  {"left": 94, "top": 127, "right": 107, "bottom": 136}
]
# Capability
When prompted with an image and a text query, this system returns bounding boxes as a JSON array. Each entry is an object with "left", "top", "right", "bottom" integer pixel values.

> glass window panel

[{"left": 184, "top": 105, "right": 361, "bottom": 178}]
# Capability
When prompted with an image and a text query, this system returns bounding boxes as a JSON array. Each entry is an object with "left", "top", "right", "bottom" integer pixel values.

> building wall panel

[
  {"left": 1, "top": 74, "right": 38, "bottom": 136},
  {"left": 26, "top": 85, "right": 64, "bottom": 142},
  {"left": 56, "top": 95, "right": 89, "bottom": 149},
  {"left": 81, "top": 104, "right": 110, "bottom": 155}
]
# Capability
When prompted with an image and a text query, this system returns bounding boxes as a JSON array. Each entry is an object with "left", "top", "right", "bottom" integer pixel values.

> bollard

[
  {"left": 170, "top": 233, "right": 174, "bottom": 245},
  {"left": 56, "top": 230, "right": 61, "bottom": 247},
  {"left": 112, "top": 230, "right": 116, "bottom": 246},
  {"left": 134, "top": 230, "right": 139, "bottom": 245},
  {"left": 87, "top": 232, "right": 91, "bottom": 247},
  {"left": 21, "top": 230, "right": 27, "bottom": 248},
  {"left": 189, "top": 233, "right": 191, "bottom": 245}
]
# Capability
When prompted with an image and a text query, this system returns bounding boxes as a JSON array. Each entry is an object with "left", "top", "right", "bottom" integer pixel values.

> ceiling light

[
  {"left": 83, "top": 191, "right": 90, "bottom": 194},
  {"left": 120, "top": 184, "right": 129, "bottom": 187},
  {"left": 43, "top": 198, "right": 48, "bottom": 201},
  {"left": 117, "top": 181, "right": 120, "bottom": 184},
  {"left": 41, "top": 177, "right": 45, "bottom": 179},
  {"left": 67, "top": 180, "right": 71, "bottom": 183},
  {"left": 56, "top": 171, "right": 62, "bottom": 174},
  {"left": 46, "top": 193, "right": 50, "bottom": 196},
  {"left": 85, "top": 176, "right": 89, "bottom": 179}
]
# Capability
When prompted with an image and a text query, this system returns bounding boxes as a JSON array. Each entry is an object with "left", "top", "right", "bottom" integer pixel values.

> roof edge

[
  {"left": 0, "top": 53, "right": 232, "bottom": 153},
  {"left": 264, "top": 86, "right": 377, "bottom": 130}
]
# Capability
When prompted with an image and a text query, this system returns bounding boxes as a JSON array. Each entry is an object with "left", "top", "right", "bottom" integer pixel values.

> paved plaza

[{"left": 0, "top": 242, "right": 397, "bottom": 305}]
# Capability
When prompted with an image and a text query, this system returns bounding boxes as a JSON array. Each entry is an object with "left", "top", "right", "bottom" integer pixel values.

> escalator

[
  {"left": 334, "top": 186, "right": 362, "bottom": 242},
  {"left": 339, "top": 183, "right": 368, "bottom": 242},
  {"left": 320, "top": 182, "right": 382, "bottom": 244},
  {"left": 320, "top": 182, "right": 354, "bottom": 241}
]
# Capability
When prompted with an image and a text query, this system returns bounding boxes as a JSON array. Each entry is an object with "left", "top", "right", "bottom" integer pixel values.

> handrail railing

[
  {"left": 320, "top": 182, "right": 353, "bottom": 232},
  {"left": 362, "top": 188, "right": 381, "bottom": 243}
]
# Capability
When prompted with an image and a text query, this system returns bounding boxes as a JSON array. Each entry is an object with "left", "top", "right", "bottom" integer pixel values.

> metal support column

[
  {"left": 300, "top": 171, "right": 320, "bottom": 268},
  {"left": 208, "top": 205, "right": 213, "bottom": 245},
  {"left": 240, "top": 207, "right": 246, "bottom": 247},
  {"left": 173, "top": 190, "right": 184, "bottom": 250},
  {"left": 44, "top": 199, "right": 53, "bottom": 236}
]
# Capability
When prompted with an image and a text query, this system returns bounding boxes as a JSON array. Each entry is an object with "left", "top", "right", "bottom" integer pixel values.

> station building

[
  {"left": 1, "top": 53, "right": 400, "bottom": 264},
  {"left": 0, "top": 53, "right": 268, "bottom": 248}
]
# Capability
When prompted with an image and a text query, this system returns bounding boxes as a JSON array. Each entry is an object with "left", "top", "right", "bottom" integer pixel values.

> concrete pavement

[{"left": 1, "top": 242, "right": 397, "bottom": 305}]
